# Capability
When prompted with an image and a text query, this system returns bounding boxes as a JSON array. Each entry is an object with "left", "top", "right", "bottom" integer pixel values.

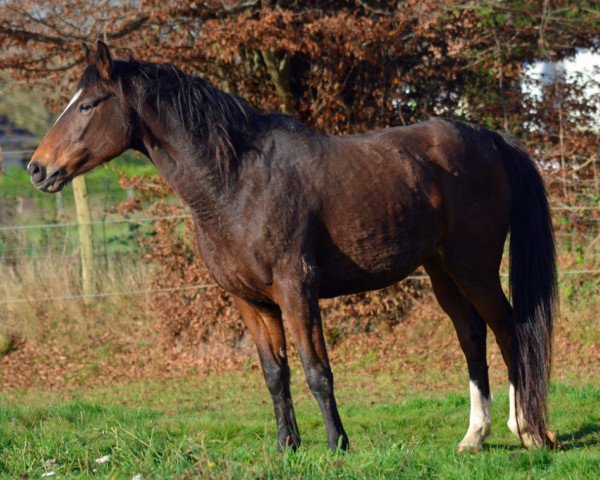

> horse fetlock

[
  {"left": 458, "top": 423, "right": 491, "bottom": 453},
  {"left": 507, "top": 417, "right": 519, "bottom": 437},
  {"left": 520, "top": 432, "right": 542, "bottom": 449},
  {"left": 277, "top": 429, "right": 301, "bottom": 451},
  {"left": 507, "top": 419, "right": 552, "bottom": 449},
  {"left": 328, "top": 432, "right": 349, "bottom": 452}
]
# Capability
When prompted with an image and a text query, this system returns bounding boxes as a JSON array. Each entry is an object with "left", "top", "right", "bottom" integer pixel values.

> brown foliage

[{"left": 0, "top": 1, "right": 597, "bottom": 131}]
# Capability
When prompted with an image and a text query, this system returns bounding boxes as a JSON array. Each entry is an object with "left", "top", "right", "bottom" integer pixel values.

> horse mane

[{"left": 80, "top": 59, "right": 255, "bottom": 176}]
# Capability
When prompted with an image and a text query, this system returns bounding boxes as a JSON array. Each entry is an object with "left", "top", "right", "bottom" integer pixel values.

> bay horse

[{"left": 29, "top": 41, "right": 557, "bottom": 452}]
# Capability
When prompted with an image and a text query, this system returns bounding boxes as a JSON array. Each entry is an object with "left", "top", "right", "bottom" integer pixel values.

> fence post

[{"left": 73, "top": 175, "right": 93, "bottom": 303}]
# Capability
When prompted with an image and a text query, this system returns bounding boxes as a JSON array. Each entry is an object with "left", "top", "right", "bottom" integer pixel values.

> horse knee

[
  {"left": 259, "top": 351, "right": 290, "bottom": 397},
  {"left": 263, "top": 366, "right": 283, "bottom": 392},
  {"left": 305, "top": 365, "right": 334, "bottom": 400}
]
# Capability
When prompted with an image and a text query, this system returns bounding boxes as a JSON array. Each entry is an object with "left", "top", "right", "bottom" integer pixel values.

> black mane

[{"left": 81, "top": 60, "right": 256, "bottom": 175}]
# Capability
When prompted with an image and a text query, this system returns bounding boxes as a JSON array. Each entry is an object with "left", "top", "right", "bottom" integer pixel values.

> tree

[{"left": 0, "top": 1, "right": 597, "bottom": 134}]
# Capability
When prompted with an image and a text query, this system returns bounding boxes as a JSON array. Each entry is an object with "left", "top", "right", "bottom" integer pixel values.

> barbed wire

[
  {"left": 552, "top": 205, "right": 600, "bottom": 211},
  {"left": 0, "top": 283, "right": 218, "bottom": 305},
  {"left": 0, "top": 250, "right": 142, "bottom": 261},
  {"left": 0, "top": 185, "right": 132, "bottom": 195}
]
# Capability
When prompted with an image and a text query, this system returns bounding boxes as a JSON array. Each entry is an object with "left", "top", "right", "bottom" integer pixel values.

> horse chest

[{"left": 193, "top": 225, "right": 274, "bottom": 301}]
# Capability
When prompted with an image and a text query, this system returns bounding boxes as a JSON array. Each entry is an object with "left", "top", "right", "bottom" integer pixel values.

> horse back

[{"left": 305, "top": 119, "right": 511, "bottom": 297}]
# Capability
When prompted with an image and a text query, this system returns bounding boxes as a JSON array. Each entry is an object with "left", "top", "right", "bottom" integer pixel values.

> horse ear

[
  {"left": 96, "top": 40, "right": 113, "bottom": 80},
  {"left": 82, "top": 42, "right": 94, "bottom": 66}
]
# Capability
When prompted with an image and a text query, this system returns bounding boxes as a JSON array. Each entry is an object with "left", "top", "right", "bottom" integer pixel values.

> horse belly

[{"left": 317, "top": 205, "right": 442, "bottom": 298}]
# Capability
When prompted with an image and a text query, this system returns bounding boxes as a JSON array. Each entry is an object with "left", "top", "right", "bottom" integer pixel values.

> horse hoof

[
  {"left": 277, "top": 433, "right": 301, "bottom": 452},
  {"left": 457, "top": 443, "right": 481, "bottom": 454},
  {"left": 328, "top": 434, "right": 350, "bottom": 452},
  {"left": 521, "top": 430, "right": 556, "bottom": 450},
  {"left": 545, "top": 430, "right": 558, "bottom": 449},
  {"left": 458, "top": 427, "right": 489, "bottom": 453}
]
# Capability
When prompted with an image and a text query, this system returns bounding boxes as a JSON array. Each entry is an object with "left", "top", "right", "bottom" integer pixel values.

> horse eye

[{"left": 79, "top": 104, "right": 93, "bottom": 113}]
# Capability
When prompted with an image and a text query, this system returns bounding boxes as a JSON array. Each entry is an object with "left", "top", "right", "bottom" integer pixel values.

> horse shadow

[
  {"left": 484, "top": 422, "right": 600, "bottom": 451},
  {"left": 557, "top": 422, "right": 600, "bottom": 450}
]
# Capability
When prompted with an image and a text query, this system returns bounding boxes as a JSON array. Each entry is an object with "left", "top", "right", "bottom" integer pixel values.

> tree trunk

[{"left": 261, "top": 49, "right": 294, "bottom": 113}]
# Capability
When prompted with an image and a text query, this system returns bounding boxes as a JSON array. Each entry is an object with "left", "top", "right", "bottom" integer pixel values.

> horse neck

[{"left": 133, "top": 108, "right": 229, "bottom": 222}]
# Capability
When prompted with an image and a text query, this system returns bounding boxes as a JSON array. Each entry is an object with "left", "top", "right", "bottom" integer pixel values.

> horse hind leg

[
  {"left": 424, "top": 256, "right": 491, "bottom": 452},
  {"left": 459, "top": 279, "right": 540, "bottom": 447},
  {"left": 438, "top": 250, "right": 551, "bottom": 448}
]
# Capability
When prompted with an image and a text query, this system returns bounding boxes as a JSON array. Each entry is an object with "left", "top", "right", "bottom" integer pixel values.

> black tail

[{"left": 496, "top": 132, "right": 558, "bottom": 445}]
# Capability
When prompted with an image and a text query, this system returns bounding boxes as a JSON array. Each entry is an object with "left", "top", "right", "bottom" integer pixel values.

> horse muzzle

[{"left": 28, "top": 161, "right": 69, "bottom": 193}]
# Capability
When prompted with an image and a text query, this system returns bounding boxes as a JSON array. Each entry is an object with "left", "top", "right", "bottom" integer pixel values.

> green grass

[
  {"left": 0, "top": 152, "right": 156, "bottom": 200},
  {"left": 1, "top": 370, "right": 598, "bottom": 479},
  {"left": 0, "top": 153, "right": 161, "bottom": 258}
]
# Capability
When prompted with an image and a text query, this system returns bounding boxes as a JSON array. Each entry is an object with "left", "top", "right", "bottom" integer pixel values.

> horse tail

[{"left": 495, "top": 131, "right": 557, "bottom": 445}]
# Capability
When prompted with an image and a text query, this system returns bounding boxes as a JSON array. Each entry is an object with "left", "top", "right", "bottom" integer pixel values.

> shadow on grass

[
  {"left": 557, "top": 422, "right": 600, "bottom": 450},
  {"left": 482, "top": 422, "right": 600, "bottom": 452},
  {"left": 482, "top": 441, "right": 522, "bottom": 452}
]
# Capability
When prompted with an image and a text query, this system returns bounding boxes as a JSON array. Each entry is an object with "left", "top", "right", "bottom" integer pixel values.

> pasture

[
  {"left": 1, "top": 3, "right": 598, "bottom": 478},
  {"left": 1, "top": 367, "right": 599, "bottom": 479},
  {"left": 0, "top": 155, "right": 155, "bottom": 258}
]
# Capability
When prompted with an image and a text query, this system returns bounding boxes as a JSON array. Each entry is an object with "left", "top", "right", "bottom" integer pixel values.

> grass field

[
  {"left": 0, "top": 153, "right": 156, "bottom": 204},
  {"left": 1, "top": 367, "right": 598, "bottom": 479},
  {"left": 0, "top": 154, "right": 158, "bottom": 259}
]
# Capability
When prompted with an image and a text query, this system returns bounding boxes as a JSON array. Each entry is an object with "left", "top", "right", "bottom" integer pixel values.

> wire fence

[
  {"left": 0, "top": 214, "right": 191, "bottom": 232},
  {"left": 0, "top": 284, "right": 219, "bottom": 305},
  {"left": 1, "top": 149, "right": 597, "bottom": 306},
  {"left": 0, "top": 149, "right": 36, "bottom": 156}
]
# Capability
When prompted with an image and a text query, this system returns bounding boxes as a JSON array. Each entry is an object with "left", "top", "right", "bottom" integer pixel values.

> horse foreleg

[
  {"left": 233, "top": 296, "right": 301, "bottom": 450},
  {"left": 274, "top": 283, "right": 349, "bottom": 451}
]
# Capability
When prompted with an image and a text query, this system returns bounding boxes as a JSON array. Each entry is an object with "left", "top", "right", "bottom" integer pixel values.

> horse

[{"left": 29, "top": 41, "right": 557, "bottom": 452}]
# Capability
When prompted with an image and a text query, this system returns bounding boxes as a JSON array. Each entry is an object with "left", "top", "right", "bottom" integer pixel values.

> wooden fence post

[{"left": 73, "top": 175, "right": 93, "bottom": 304}]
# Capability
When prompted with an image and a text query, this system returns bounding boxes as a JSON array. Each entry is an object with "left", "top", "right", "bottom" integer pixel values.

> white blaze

[
  {"left": 27, "top": 89, "right": 83, "bottom": 171},
  {"left": 54, "top": 89, "right": 83, "bottom": 125}
]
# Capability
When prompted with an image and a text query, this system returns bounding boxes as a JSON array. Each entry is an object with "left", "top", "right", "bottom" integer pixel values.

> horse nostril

[{"left": 28, "top": 161, "right": 46, "bottom": 184}]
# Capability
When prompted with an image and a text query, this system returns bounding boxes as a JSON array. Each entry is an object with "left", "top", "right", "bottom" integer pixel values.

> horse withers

[{"left": 29, "top": 41, "right": 557, "bottom": 452}]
